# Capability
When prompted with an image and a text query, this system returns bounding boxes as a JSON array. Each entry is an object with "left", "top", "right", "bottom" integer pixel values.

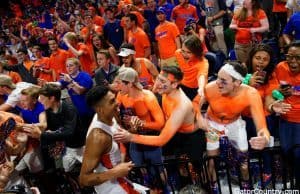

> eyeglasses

[{"left": 285, "top": 54, "right": 300, "bottom": 61}]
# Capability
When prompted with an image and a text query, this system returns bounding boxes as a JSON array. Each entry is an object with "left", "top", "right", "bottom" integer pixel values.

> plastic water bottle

[{"left": 272, "top": 90, "right": 284, "bottom": 101}]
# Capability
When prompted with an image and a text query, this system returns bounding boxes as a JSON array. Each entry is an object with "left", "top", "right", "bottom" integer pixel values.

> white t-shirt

[{"left": 6, "top": 82, "right": 35, "bottom": 107}]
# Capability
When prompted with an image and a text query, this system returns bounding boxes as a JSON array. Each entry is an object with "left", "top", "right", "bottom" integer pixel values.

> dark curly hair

[{"left": 246, "top": 43, "right": 275, "bottom": 85}]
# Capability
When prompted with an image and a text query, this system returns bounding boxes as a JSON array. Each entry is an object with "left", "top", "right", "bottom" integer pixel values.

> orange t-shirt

[
  {"left": 175, "top": 50, "right": 209, "bottom": 88},
  {"left": 204, "top": 81, "right": 267, "bottom": 130},
  {"left": 67, "top": 43, "right": 96, "bottom": 75},
  {"left": 272, "top": 0, "right": 287, "bottom": 12},
  {"left": 93, "top": 15, "right": 105, "bottom": 27},
  {"left": 117, "top": 90, "right": 164, "bottom": 130},
  {"left": 242, "top": 73, "right": 278, "bottom": 117},
  {"left": 49, "top": 49, "right": 70, "bottom": 77},
  {"left": 136, "top": 58, "right": 154, "bottom": 89},
  {"left": 171, "top": 4, "right": 198, "bottom": 34},
  {"left": 127, "top": 27, "right": 150, "bottom": 58},
  {"left": 272, "top": 61, "right": 300, "bottom": 123},
  {"left": 80, "top": 25, "right": 103, "bottom": 37},
  {"left": 233, "top": 9, "right": 267, "bottom": 44},
  {"left": 8, "top": 72, "right": 22, "bottom": 83},
  {"left": 34, "top": 57, "right": 54, "bottom": 82},
  {"left": 121, "top": 11, "right": 146, "bottom": 42},
  {"left": 155, "top": 21, "right": 180, "bottom": 59},
  {"left": 23, "top": 60, "right": 33, "bottom": 71},
  {"left": 80, "top": 25, "right": 102, "bottom": 54}
]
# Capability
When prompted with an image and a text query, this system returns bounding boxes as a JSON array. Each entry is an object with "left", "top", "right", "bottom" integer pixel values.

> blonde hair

[
  {"left": 64, "top": 32, "right": 77, "bottom": 42},
  {"left": 66, "top": 58, "right": 82, "bottom": 70},
  {"left": 21, "top": 86, "right": 41, "bottom": 100}
]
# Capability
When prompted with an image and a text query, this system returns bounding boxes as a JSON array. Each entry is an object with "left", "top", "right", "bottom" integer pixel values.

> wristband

[
  {"left": 268, "top": 102, "right": 276, "bottom": 113},
  {"left": 242, "top": 74, "right": 252, "bottom": 85},
  {"left": 272, "top": 90, "right": 284, "bottom": 101}
]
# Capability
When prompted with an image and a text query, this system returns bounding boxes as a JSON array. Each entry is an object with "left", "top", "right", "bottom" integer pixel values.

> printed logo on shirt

[
  {"left": 293, "top": 86, "right": 300, "bottom": 95},
  {"left": 156, "top": 31, "right": 168, "bottom": 39},
  {"left": 178, "top": 13, "right": 194, "bottom": 19},
  {"left": 139, "top": 77, "right": 149, "bottom": 89},
  {"left": 129, "top": 37, "right": 136, "bottom": 44}
]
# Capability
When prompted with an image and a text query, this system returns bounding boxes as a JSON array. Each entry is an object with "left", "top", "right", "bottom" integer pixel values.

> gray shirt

[{"left": 204, "top": 0, "right": 225, "bottom": 26}]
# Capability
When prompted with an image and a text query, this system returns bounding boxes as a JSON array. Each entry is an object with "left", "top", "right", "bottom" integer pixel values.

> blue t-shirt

[
  {"left": 144, "top": 9, "right": 160, "bottom": 41},
  {"left": 60, "top": 71, "right": 94, "bottom": 116},
  {"left": 103, "top": 19, "right": 124, "bottom": 50},
  {"left": 161, "top": 3, "right": 175, "bottom": 21},
  {"left": 20, "top": 102, "right": 45, "bottom": 124},
  {"left": 283, "top": 12, "right": 300, "bottom": 40},
  {"left": 38, "top": 11, "right": 53, "bottom": 29}
]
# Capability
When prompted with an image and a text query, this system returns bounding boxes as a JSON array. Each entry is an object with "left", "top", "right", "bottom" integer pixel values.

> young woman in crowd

[
  {"left": 242, "top": 44, "right": 278, "bottom": 186},
  {"left": 175, "top": 35, "right": 209, "bottom": 100},
  {"left": 229, "top": 0, "right": 269, "bottom": 63},
  {"left": 92, "top": 34, "right": 120, "bottom": 66},
  {"left": 265, "top": 41, "right": 300, "bottom": 188}
]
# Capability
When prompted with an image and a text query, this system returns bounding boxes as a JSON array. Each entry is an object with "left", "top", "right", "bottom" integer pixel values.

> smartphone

[
  {"left": 59, "top": 73, "right": 65, "bottom": 80},
  {"left": 254, "top": 71, "right": 266, "bottom": 88},
  {"left": 257, "top": 70, "right": 266, "bottom": 78},
  {"left": 280, "top": 81, "right": 291, "bottom": 89}
]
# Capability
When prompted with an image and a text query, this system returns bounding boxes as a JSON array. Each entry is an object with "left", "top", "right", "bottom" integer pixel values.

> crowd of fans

[{"left": 0, "top": 0, "right": 299, "bottom": 193}]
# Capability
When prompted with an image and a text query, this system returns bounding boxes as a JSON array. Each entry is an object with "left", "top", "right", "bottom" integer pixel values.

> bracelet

[
  {"left": 268, "top": 102, "right": 276, "bottom": 113},
  {"left": 242, "top": 74, "right": 252, "bottom": 85}
]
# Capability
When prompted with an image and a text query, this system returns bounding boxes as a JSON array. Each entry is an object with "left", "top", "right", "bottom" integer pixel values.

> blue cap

[
  {"left": 186, "top": 17, "right": 197, "bottom": 25},
  {"left": 156, "top": 7, "right": 166, "bottom": 15}
]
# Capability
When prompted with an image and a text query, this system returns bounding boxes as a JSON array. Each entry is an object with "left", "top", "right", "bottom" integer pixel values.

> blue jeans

[
  {"left": 279, "top": 119, "right": 300, "bottom": 187},
  {"left": 243, "top": 115, "right": 279, "bottom": 174},
  {"left": 129, "top": 142, "right": 164, "bottom": 180},
  {"left": 243, "top": 114, "right": 279, "bottom": 139}
]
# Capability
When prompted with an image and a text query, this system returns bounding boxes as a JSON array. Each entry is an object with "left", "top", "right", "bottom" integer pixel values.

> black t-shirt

[{"left": 40, "top": 100, "right": 85, "bottom": 148}]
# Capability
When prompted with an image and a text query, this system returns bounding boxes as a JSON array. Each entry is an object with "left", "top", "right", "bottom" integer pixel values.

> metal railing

[{"left": 129, "top": 145, "right": 300, "bottom": 193}]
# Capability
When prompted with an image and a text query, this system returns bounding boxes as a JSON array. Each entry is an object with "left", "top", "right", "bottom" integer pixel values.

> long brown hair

[{"left": 238, "top": 0, "right": 261, "bottom": 21}]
